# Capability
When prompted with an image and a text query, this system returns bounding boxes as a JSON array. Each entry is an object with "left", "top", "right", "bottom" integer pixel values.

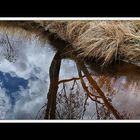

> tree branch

[
  {"left": 58, "top": 75, "right": 86, "bottom": 84},
  {"left": 76, "top": 60, "right": 123, "bottom": 119},
  {"left": 44, "top": 51, "right": 62, "bottom": 119}
]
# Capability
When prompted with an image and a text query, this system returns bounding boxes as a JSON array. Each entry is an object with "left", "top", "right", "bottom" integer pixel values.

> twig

[
  {"left": 95, "top": 98, "right": 100, "bottom": 119},
  {"left": 35, "top": 103, "right": 47, "bottom": 119},
  {"left": 81, "top": 94, "right": 88, "bottom": 119},
  {"left": 58, "top": 75, "right": 87, "bottom": 84}
]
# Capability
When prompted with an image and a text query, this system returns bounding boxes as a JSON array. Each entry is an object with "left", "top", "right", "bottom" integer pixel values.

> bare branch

[
  {"left": 35, "top": 103, "right": 47, "bottom": 119},
  {"left": 77, "top": 67, "right": 103, "bottom": 104},
  {"left": 58, "top": 76, "right": 85, "bottom": 84},
  {"left": 81, "top": 95, "right": 88, "bottom": 119},
  {"left": 95, "top": 98, "right": 100, "bottom": 119},
  {"left": 44, "top": 51, "right": 62, "bottom": 119},
  {"left": 76, "top": 60, "right": 123, "bottom": 119}
]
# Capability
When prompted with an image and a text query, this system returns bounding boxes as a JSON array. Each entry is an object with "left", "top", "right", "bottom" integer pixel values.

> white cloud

[
  {"left": 12, "top": 81, "right": 47, "bottom": 119},
  {"left": 0, "top": 35, "right": 55, "bottom": 119},
  {"left": 0, "top": 83, "right": 11, "bottom": 119}
]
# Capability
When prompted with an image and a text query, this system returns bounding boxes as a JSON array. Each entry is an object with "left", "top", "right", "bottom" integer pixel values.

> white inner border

[
  {"left": 0, "top": 17, "right": 140, "bottom": 20},
  {"left": 0, "top": 120, "right": 140, "bottom": 123},
  {"left": 0, "top": 17, "right": 140, "bottom": 122}
]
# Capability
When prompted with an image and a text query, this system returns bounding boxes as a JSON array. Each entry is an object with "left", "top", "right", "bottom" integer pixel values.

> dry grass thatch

[
  {"left": 39, "top": 20, "right": 140, "bottom": 66},
  {"left": 0, "top": 20, "right": 140, "bottom": 66}
]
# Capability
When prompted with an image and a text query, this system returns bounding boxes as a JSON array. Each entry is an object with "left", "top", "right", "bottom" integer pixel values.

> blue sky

[
  {"left": 0, "top": 71, "right": 29, "bottom": 109},
  {"left": 0, "top": 71, "right": 28, "bottom": 94}
]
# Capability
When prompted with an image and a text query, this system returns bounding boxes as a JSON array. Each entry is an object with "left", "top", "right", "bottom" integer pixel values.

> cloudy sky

[
  {"left": 0, "top": 34, "right": 80, "bottom": 119},
  {"left": 0, "top": 33, "right": 139, "bottom": 120},
  {"left": 0, "top": 35, "right": 54, "bottom": 119}
]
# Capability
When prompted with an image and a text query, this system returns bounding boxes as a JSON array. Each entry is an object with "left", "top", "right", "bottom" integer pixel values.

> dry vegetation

[
  {"left": 38, "top": 20, "right": 140, "bottom": 66},
  {"left": 0, "top": 20, "right": 140, "bottom": 66}
]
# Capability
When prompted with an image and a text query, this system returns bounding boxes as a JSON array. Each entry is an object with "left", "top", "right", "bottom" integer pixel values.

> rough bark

[{"left": 44, "top": 51, "right": 61, "bottom": 119}]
